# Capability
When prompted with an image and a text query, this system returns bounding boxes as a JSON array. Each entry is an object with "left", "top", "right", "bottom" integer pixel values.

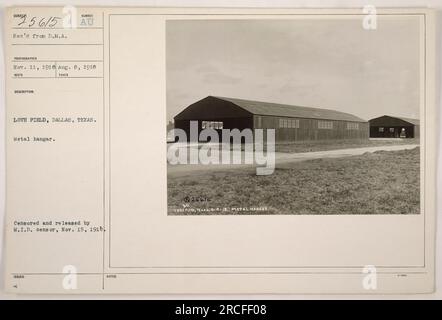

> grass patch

[{"left": 168, "top": 147, "right": 420, "bottom": 215}]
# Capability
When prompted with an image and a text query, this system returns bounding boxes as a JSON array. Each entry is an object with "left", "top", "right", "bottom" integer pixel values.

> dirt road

[{"left": 167, "top": 144, "right": 419, "bottom": 177}]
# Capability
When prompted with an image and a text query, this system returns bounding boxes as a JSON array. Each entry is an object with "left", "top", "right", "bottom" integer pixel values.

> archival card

[{"left": 3, "top": 7, "right": 437, "bottom": 294}]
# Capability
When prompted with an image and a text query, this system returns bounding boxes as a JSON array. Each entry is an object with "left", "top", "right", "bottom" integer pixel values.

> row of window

[
  {"left": 278, "top": 118, "right": 300, "bottom": 128},
  {"left": 201, "top": 121, "right": 223, "bottom": 130},
  {"left": 346, "top": 122, "right": 359, "bottom": 130},
  {"left": 200, "top": 119, "right": 360, "bottom": 131},
  {"left": 378, "top": 127, "right": 395, "bottom": 133},
  {"left": 317, "top": 121, "right": 333, "bottom": 129}
]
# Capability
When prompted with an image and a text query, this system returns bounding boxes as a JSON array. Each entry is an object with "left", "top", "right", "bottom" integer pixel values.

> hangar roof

[
  {"left": 369, "top": 115, "right": 420, "bottom": 126},
  {"left": 212, "top": 96, "right": 367, "bottom": 122},
  {"left": 393, "top": 116, "right": 420, "bottom": 126}
]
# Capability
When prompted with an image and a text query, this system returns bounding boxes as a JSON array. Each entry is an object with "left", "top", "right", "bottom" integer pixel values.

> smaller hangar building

[{"left": 369, "top": 115, "right": 420, "bottom": 138}]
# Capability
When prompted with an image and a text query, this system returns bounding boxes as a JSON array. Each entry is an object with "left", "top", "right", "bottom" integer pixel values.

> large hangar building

[{"left": 174, "top": 96, "right": 369, "bottom": 142}]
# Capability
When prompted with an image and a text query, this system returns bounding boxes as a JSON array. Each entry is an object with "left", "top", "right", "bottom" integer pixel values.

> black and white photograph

[{"left": 166, "top": 18, "right": 421, "bottom": 215}]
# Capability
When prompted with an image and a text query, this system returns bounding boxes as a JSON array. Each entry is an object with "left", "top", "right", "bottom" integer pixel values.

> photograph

[{"left": 166, "top": 18, "right": 421, "bottom": 215}]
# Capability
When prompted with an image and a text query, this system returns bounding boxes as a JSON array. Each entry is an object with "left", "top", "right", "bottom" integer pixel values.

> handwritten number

[
  {"left": 29, "top": 17, "right": 36, "bottom": 27},
  {"left": 17, "top": 15, "right": 26, "bottom": 26},
  {"left": 15, "top": 15, "right": 61, "bottom": 28},
  {"left": 49, "top": 17, "right": 60, "bottom": 28}
]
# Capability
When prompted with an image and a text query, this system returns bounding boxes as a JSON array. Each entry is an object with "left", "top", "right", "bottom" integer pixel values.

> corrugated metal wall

[
  {"left": 174, "top": 116, "right": 369, "bottom": 142},
  {"left": 253, "top": 115, "right": 369, "bottom": 141},
  {"left": 370, "top": 125, "right": 418, "bottom": 138}
]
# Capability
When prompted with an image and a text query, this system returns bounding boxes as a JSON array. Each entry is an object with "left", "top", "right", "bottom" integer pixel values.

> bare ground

[{"left": 274, "top": 138, "right": 420, "bottom": 153}]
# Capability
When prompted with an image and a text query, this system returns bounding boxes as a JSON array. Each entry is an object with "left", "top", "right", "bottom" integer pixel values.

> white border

[{"left": 0, "top": 0, "right": 440, "bottom": 300}]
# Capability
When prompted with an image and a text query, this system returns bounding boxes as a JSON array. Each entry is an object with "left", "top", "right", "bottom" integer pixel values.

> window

[
  {"left": 318, "top": 120, "right": 333, "bottom": 129},
  {"left": 279, "top": 118, "right": 300, "bottom": 128},
  {"left": 279, "top": 118, "right": 289, "bottom": 128},
  {"left": 202, "top": 121, "right": 223, "bottom": 130},
  {"left": 379, "top": 127, "right": 384, "bottom": 132},
  {"left": 389, "top": 128, "right": 395, "bottom": 133},
  {"left": 346, "top": 122, "right": 359, "bottom": 130},
  {"left": 290, "top": 119, "right": 300, "bottom": 128}
]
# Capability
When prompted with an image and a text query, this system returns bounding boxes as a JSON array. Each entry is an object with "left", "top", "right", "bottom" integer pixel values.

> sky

[{"left": 166, "top": 17, "right": 421, "bottom": 122}]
